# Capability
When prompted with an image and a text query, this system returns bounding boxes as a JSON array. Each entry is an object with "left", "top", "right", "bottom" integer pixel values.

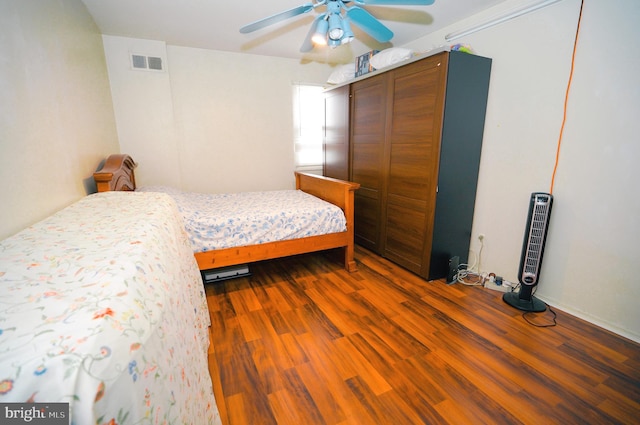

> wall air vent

[
  {"left": 147, "top": 56, "right": 163, "bottom": 70},
  {"left": 131, "top": 54, "right": 147, "bottom": 69},
  {"left": 130, "top": 54, "right": 164, "bottom": 71}
]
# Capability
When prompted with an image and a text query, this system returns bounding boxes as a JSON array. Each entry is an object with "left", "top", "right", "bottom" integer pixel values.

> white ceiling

[{"left": 81, "top": 0, "right": 508, "bottom": 64}]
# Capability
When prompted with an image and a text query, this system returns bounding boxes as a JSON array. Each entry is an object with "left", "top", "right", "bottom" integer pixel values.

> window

[{"left": 292, "top": 84, "right": 324, "bottom": 174}]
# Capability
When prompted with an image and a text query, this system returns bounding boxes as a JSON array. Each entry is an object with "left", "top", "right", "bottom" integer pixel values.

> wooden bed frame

[{"left": 93, "top": 154, "right": 360, "bottom": 272}]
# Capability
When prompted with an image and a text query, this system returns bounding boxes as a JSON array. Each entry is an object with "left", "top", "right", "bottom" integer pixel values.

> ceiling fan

[{"left": 240, "top": 0, "right": 435, "bottom": 52}]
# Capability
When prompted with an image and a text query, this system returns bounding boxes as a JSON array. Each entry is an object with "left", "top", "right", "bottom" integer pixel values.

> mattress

[
  {"left": 138, "top": 187, "right": 347, "bottom": 253},
  {"left": 0, "top": 192, "right": 220, "bottom": 425}
]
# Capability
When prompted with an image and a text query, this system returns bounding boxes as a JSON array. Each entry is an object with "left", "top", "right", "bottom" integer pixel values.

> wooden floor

[{"left": 206, "top": 246, "right": 640, "bottom": 425}]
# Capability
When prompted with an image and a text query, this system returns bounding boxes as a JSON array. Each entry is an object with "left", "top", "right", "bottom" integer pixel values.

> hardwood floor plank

[
  {"left": 225, "top": 394, "right": 250, "bottom": 425},
  {"left": 346, "top": 330, "right": 401, "bottom": 378},
  {"left": 560, "top": 337, "right": 640, "bottom": 389},
  {"left": 296, "top": 361, "right": 347, "bottom": 424},
  {"left": 432, "top": 399, "right": 480, "bottom": 425},
  {"left": 236, "top": 311, "right": 264, "bottom": 343},
  {"left": 228, "top": 284, "right": 263, "bottom": 314},
  {"left": 206, "top": 247, "right": 640, "bottom": 425},
  {"left": 298, "top": 301, "right": 344, "bottom": 340},
  {"left": 387, "top": 355, "right": 447, "bottom": 406},
  {"left": 363, "top": 313, "right": 432, "bottom": 360},
  {"left": 263, "top": 286, "right": 295, "bottom": 314},
  {"left": 430, "top": 317, "right": 613, "bottom": 421},
  {"left": 208, "top": 327, "right": 228, "bottom": 425},
  {"left": 278, "top": 331, "right": 310, "bottom": 366},
  {"left": 596, "top": 386, "right": 640, "bottom": 425},
  {"left": 249, "top": 339, "right": 284, "bottom": 395},
  {"left": 356, "top": 285, "right": 407, "bottom": 318},
  {"left": 295, "top": 332, "right": 379, "bottom": 424},
  {"left": 305, "top": 286, "right": 361, "bottom": 336},
  {"left": 268, "top": 368, "right": 325, "bottom": 425},
  {"left": 417, "top": 350, "right": 526, "bottom": 424},
  {"left": 345, "top": 374, "right": 427, "bottom": 424},
  {"left": 333, "top": 336, "right": 393, "bottom": 395}
]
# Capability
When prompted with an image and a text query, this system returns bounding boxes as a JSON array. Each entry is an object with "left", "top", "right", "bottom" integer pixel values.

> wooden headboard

[{"left": 94, "top": 154, "right": 137, "bottom": 192}]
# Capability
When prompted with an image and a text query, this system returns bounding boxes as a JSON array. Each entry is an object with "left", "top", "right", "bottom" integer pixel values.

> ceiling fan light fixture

[
  {"left": 327, "top": 13, "right": 344, "bottom": 40},
  {"left": 340, "top": 17, "right": 354, "bottom": 44},
  {"left": 311, "top": 18, "right": 329, "bottom": 45},
  {"left": 240, "top": 0, "right": 435, "bottom": 52},
  {"left": 328, "top": 38, "right": 342, "bottom": 48}
]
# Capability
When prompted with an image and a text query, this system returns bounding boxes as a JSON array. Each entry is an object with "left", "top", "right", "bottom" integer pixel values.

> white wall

[
  {"left": 404, "top": 0, "right": 640, "bottom": 342},
  {"left": 0, "top": 0, "right": 119, "bottom": 240},
  {"left": 102, "top": 37, "right": 331, "bottom": 193},
  {"left": 101, "top": 36, "right": 182, "bottom": 188}
]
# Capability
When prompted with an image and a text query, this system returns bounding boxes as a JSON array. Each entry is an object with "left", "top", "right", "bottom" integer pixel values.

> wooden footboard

[
  {"left": 194, "top": 172, "right": 359, "bottom": 272},
  {"left": 94, "top": 155, "right": 360, "bottom": 272}
]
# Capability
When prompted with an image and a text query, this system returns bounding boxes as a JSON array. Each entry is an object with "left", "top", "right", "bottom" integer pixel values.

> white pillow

[
  {"left": 327, "top": 64, "right": 355, "bottom": 84},
  {"left": 369, "top": 47, "right": 414, "bottom": 70}
]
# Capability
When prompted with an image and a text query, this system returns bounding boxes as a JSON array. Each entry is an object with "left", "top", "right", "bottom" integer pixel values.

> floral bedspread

[
  {"left": 138, "top": 187, "right": 348, "bottom": 253},
  {"left": 0, "top": 192, "right": 220, "bottom": 425}
]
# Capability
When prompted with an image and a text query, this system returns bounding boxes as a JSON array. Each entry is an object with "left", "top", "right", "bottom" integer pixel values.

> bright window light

[{"left": 293, "top": 84, "right": 324, "bottom": 172}]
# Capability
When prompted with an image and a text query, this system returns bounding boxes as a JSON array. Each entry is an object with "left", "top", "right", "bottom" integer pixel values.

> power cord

[
  {"left": 522, "top": 287, "right": 557, "bottom": 327},
  {"left": 452, "top": 255, "right": 558, "bottom": 326},
  {"left": 455, "top": 238, "right": 486, "bottom": 286},
  {"left": 456, "top": 269, "right": 485, "bottom": 286},
  {"left": 523, "top": 304, "right": 557, "bottom": 327},
  {"left": 455, "top": 249, "right": 484, "bottom": 286}
]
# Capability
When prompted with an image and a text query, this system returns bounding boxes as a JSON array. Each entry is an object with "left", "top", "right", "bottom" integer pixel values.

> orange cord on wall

[{"left": 549, "top": 0, "right": 585, "bottom": 195}]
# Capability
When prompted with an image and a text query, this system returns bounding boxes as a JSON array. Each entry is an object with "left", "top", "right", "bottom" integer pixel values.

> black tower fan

[{"left": 503, "top": 192, "right": 553, "bottom": 312}]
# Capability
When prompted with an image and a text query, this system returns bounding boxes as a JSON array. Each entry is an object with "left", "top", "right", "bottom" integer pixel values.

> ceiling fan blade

[
  {"left": 355, "top": 0, "right": 434, "bottom": 4},
  {"left": 240, "top": 3, "right": 315, "bottom": 34},
  {"left": 300, "top": 14, "right": 326, "bottom": 52},
  {"left": 347, "top": 7, "right": 393, "bottom": 42}
]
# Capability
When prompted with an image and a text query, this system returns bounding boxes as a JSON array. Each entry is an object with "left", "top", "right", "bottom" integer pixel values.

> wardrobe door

[
  {"left": 350, "top": 74, "right": 387, "bottom": 252},
  {"left": 323, "top": 85, "right": 350, "bottom": 180},
  {"left": 429, "top": 51, "right": 492, "bottom": 279},
  {"left": 382, "top": 53, "right": 449, "bottom": 277}
]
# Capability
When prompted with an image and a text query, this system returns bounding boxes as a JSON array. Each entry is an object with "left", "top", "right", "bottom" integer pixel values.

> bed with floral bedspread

[
  {"left": 0, "top": 191, "right": 220, "bottom": 425},
  {"left": 137, "top": 186, "right": 347, "bottom": 253},
  {"left": 93, "top": 154, "right": 360, "bottom": 273}
]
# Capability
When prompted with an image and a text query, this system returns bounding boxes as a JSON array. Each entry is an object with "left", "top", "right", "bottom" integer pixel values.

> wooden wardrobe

[{"left": 323, "top": 50, "right": 492, "bottom": 280}]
